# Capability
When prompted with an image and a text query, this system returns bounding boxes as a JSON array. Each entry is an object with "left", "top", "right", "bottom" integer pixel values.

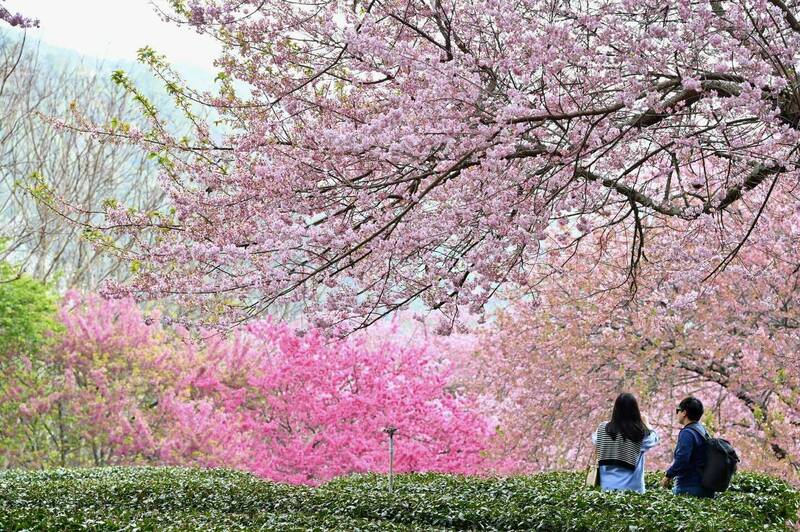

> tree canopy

[
  {"left": 67, "top": 0, "right": 800, "bottom": 333},
  {"left": 0, "top": 256, "right": 57, "bottom": 356}
]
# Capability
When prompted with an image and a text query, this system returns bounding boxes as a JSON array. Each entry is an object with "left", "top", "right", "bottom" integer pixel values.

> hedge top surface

[{"left": 0, "top": 467, "right": 797, "bottom": 531}]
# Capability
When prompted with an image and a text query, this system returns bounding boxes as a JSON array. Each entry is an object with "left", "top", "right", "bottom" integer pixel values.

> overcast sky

[{"left": 5, "top": 0, "right": 220, "bottom": 73}]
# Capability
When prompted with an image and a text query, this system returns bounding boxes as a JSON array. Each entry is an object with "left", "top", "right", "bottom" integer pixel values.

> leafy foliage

[
  {"left": 0, "top": 467, "right": 796, "bottom": 531},
  {"left": 0, "top": 260, "right": 60, "bottom": 468},
  {"left": 0, "top": 259, "right": 58, "bottom": 356}
]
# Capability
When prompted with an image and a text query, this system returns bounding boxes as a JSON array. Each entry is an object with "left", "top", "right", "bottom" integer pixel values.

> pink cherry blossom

[{"left": 61, "top": 0, "right": 800, "bottom": 334}]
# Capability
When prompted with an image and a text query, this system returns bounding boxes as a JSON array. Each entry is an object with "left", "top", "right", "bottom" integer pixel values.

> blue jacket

[{"left": 665, "top": 422, "right": 708, "bottom": 487}]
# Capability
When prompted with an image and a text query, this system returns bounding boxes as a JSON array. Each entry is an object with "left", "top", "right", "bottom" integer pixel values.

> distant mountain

[{"left": 2, "top": 25, "right": 220, "bottom": 92}]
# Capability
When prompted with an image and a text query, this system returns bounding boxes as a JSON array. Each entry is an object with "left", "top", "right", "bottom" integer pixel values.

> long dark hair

[{"left": 606, "top": 393, "right": 649, "bottom": 442}]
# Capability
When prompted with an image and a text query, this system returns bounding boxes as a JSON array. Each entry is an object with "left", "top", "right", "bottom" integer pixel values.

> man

[{"left": 659, "top": 396, "right": 714, "bottom": 498}]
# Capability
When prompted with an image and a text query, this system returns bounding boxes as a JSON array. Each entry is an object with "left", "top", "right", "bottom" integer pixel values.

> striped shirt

[{"left": 594, "top": 422, "right": 645, "bottom": 470}]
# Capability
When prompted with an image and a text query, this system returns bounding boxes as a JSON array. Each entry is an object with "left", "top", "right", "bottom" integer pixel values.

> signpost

[{"left": 383, "top": 426, "right": 398, "bottom": 493}]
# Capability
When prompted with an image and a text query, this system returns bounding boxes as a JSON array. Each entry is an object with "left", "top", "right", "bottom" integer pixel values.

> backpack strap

[{"left": 686, "top": 424, "right": 710, "bottom": 441}]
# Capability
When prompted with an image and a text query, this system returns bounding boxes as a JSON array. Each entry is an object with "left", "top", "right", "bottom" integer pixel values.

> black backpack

[{"left": 688, "top": 425, "right": 740, "bottom": 492}]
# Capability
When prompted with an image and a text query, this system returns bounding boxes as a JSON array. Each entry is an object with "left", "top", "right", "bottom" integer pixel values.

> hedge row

[{"left": 0, "top": 467, "right": 797, "bottom": 531}]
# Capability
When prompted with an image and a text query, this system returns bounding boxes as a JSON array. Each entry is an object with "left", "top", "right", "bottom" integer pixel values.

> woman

[{"left": 591, "top": 392, "right": 659, "bottom": 493}]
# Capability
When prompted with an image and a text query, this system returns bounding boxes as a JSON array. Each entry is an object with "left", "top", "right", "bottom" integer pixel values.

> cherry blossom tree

[
  {"left": 58, "top": 0, "right": 800, "bottom": 332},
  {"left": 459, "top": 200, "right": 800, "bottom": 480}
]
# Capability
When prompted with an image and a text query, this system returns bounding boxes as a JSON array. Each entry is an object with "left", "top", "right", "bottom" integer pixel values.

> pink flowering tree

[
  {"left": 460, "top": 202, "right": 800, "bottom": 480},
  {"left": 158, "top": 319, "right": 494, "bottom": 483},
  {"left": 1, "top": 292, "right": 181, "bottom": 467},
  {"left": 49, "top": 0, "right": 800, "bottom": 332},
  {"left": 2, "top": 292, "right": 495, "bottom": 481}
]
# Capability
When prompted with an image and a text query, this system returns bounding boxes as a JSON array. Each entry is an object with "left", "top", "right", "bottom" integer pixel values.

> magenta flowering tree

[
  {"left": 159, "top": 319, "right": 494, "bottom": 483},
  {"left": 63, "top": 0, "right": 800, "bottom": 332}
]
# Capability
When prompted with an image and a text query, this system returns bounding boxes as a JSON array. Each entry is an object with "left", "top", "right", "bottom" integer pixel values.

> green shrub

[{"left": 0, "top": 467, "right": 797, "bottom": 531}]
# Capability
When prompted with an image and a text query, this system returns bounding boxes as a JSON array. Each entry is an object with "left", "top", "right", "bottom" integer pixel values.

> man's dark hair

[{"left": 678, "top": 396, "right": 704, "bottom": 422}]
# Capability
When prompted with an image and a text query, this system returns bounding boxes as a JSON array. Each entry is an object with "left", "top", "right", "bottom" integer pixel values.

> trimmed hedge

[{"left": 0, "top": 467, "right": 797, "bottom": 531}]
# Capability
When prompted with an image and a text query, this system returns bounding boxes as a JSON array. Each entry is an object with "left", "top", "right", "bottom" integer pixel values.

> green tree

[
  {"left": 0, "top": 257, "right": 58, "bottom": 356},
  {"left": 0, "top": 254, "right": 59, "bottom": 467}
]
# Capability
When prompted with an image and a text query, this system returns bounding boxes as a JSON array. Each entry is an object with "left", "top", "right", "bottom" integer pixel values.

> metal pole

[
  {"left": 389, "top": 431, "right": 395, "bottom": 493},
  {"left": 384, "top": 426, "right": 398, "bottom": 494}
]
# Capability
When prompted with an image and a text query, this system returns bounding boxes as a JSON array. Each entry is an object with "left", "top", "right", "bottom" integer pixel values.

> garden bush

[{"left": 0, "top": 467, "right": 797, "bottom": 531}]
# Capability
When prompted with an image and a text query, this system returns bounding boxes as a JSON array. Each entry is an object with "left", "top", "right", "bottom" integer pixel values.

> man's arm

[{"left": 665, "top": 429, "right": 694, "bottom": 479}]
